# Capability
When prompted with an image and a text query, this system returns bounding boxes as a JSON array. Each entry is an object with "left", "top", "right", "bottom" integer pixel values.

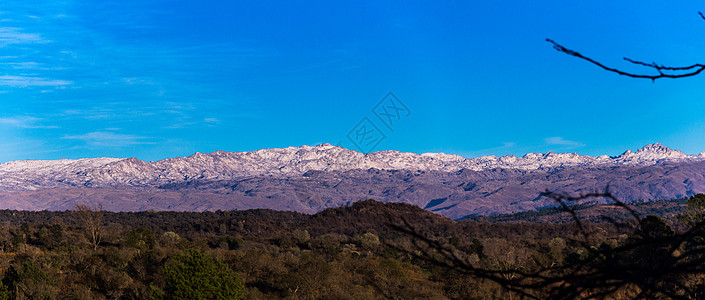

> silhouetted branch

[
  {"left": 546, "top": 39, "right": 705, "bottom": 81},
  {"left": 385, "top": 214, "right": 546, "bottom": 299},
  {"left": 542, "top": 187, "right": 642, "bottom": 223},
  {"left": 389, "top": 188, "right": 705, "bottom": 299}
]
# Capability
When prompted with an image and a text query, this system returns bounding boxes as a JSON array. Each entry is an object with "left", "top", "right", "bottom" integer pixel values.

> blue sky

[{"left": 1, "top": 1, "right": 704, "bottom": 162}]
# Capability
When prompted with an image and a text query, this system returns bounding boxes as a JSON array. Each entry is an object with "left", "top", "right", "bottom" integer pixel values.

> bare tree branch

[
  {"left": 546, "top": 39, "right": 705, "bottom": 81},
  {"left": 73, "top": 203, "right": 104, "bottom": 250},
  {"left": 389, "top": 188, "right": 705, "bottom": 299}
]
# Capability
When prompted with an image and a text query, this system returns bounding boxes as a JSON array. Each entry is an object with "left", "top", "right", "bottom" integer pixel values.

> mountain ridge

[
  {"left": 0, "top": 143, "right": 703, "bottom": 218},
  {"left": 0, "top": 143, "right": 701, "bottom": 191}
]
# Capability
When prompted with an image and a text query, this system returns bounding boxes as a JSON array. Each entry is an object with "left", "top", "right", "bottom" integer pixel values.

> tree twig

[{"left": 546, "top": 39, "right": 705, "bottom": 81}]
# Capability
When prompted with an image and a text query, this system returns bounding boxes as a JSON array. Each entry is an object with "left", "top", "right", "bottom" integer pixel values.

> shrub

[{"left": 159, "top": 249, "right": 243, "bottom": 300}]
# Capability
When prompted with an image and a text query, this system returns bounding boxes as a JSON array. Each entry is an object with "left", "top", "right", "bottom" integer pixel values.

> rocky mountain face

[{"left": 0, "top": 143, "right": 703, "bottom": 219}]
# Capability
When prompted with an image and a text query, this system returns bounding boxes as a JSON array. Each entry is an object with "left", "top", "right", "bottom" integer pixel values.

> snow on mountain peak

[
  {"left": 616, "top": 143, "right": 689, "bottom": 164},
  {"left": 636, "top": 143, "right": 679, "bottom": 155},
  {"left": 0, "top": 143, "right": 702, "bottom": 191}
]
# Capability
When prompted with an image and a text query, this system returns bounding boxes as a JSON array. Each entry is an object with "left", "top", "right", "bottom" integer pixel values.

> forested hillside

[{"left": 0, "top": 197, "right": 701, "bottom": 299}]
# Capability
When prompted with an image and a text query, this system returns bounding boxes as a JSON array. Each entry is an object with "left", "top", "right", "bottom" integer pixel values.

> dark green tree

[
  {"left": 0, "top": 281, "right": 7, "bottom": 300},
  {"left": 678, "top": 193, "right": 705, "bottom": 228},
  {"left": 125, "top": 226, "right": 156, "bottom": 255},
  {"left": 636, "top": 215, "right": 674, "bottom": 240},
  {"left": 159, "top": 249, "right": 244, "bottom": 300},
  {"left": 2, "top": 259, "right": 53, "bottom": 299}
]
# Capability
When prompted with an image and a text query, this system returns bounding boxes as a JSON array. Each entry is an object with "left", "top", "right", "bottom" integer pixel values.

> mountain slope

[{"left": 0, "top": 143, "right": 703, "bottom": 218}]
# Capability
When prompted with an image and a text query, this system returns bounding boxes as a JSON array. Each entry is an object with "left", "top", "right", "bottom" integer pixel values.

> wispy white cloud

[
  {"left": 121, "top": 77, "right": 154, "bottom": 85},
  {"left": 0, "top": 75, "right": 72, "bottom": 87},
  {"left": 545, "top": 137, "right": 585, "bottom": 147},
  {"left": 2, "top": 62, "right": 61, "bottom": 70},
  {"left": 0, "top": 116, "right": 58, "bottom": 129},
  {"left": 163, "top": 117, "right": 223, "bottom": 129},
  {"left": 204, "top": 117, "right": 220, "bottom": 125},
  {"left": 5, "top": 62, "right": 40, "bottom": 69},
  {"left": 60, "top": 105, "right": 159, "bottom": 121},
  {"left": 500, "top": 142, "right": 515, "bottom": 148},
  {"left": 0, "top": 139, "right": 58, "bottom": 163},
  {"left": 456, "top": 142, "right": 518, "bottom": 158},
  {"left": 0, "top": 27, "right": 48, "bottom": 46},
  {"left": 62, "top": 131, "right": 152, "bottom": 147},
  {"left": 476, "top": 142, "right": 516, "bottom": 152}
]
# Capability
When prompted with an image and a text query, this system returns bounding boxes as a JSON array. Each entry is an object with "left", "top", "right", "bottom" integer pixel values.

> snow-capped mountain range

[
  {"left": 0, "top": 143, "right": 701, "bottom": 191},
  {"left": 0, "top": 143, "right": 703, "bottom": 218}
]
